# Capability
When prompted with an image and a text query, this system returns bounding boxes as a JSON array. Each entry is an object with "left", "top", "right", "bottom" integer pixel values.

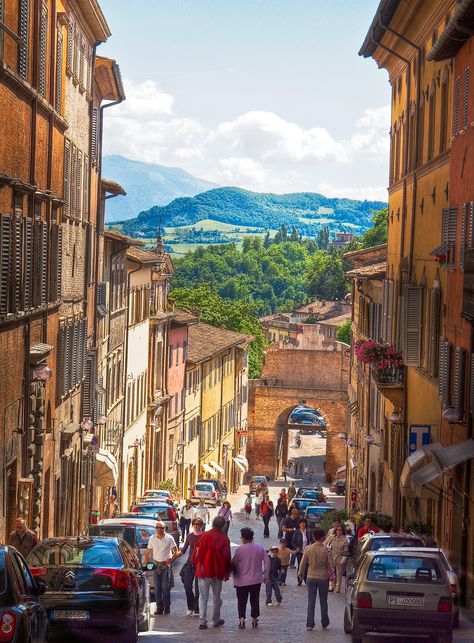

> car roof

[
  {"left": 365, "top": 550, "right": 441, "bottom": 560},
  {"left": 195, "top": 481, "right": 214, "bottom": 486},
  {"left": 361, "top": 532, "right": 421, "bottom": 540},
  {"left": 37, "top": 536, "right": 119, "bottom": 545},
  {"left": 98, "top": 519, "right": 157, "bottom": 527},
  {"left": 136, "top": 501, "right": 170, "bottom": 506}
]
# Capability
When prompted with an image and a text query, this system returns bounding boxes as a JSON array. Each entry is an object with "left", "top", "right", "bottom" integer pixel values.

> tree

[
  {"left": 290, "top": 225, "right": 299, "bottom": 242},
  {"left": 359, "top": 208, "right": 388, "bottom": 248},
  {"left": 316, "top": 225, "right": 330, "bottom": 250},
  {"left": 263, "top": 231, "right": 272, "bottom": 248},
  {"left": 336, "top": 319, "right": 351, "bottom": 345},
  {"left": 306, "top": 250, "right": 347, "bottom": 300},
  {"left": 168, "top": 285, "right": 267, "bottom": 378}
]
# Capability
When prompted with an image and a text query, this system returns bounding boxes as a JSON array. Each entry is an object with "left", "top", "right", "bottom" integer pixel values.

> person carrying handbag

[
  {"left": 175, "top": 517, "right": 204, "bottom": 616},
  {"left": 324, "top": 526, "right": 350, "bottom": 592}
]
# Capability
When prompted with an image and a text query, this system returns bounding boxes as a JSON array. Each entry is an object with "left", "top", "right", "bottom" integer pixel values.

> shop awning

[
  {"left": 336, "top": 465, "right": 346, "bottom": 475},
  {"left": 233, "top": 457, "right": 246, "bottom": 473},
  {"left": 202, "top": 463, "right": 218, "bottom": 477},
  {"left": 94, "top": 449, "right": 118, "bottom": 487},
  {"left": 401, "top": 440, "right": 474, "bottom": 498},
  {"left": 234, "top": 455, "right": 249, "bottom": 471},
  {"left": 210, "top": 460, "right": 224, "bottom": 474}
]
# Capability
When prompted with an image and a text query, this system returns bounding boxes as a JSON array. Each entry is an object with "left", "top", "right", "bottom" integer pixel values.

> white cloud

[{"left": 102, "top": 76, "right": 390, "bottom": 199}]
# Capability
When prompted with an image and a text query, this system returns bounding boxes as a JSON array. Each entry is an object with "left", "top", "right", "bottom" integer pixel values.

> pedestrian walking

[
  {"left": 282, "top": 465, "right": 288, "bottom": 482},
  {"left": 275, "top": 494, "right": 289, "bottom": 539},
  {"left": 179, "top": 499, "right": 194, "bottom": 542},
  {"left": 8, "top": 518, "right": 37, "bottom": 558},
  {"left": 265, "top": 547, "right": 282, "bottom": 606},
  {"left": 144, "top": 521, "right": 178, "bottom": 615},
  {"left": 218, "top": 501, "right": 233, "bottom": 535},
  {"left": 277, "top": 538, "right": 294, "bottom": 585},
  {"left": 221, "top": 480, "right": 228, "bottom": 501},
  {"left": 287, "top": 482, "right": 296, "bottom": 503},
  {"left": 255, "top": 488, "right": 264, "bottom": 519},
  {"left": 260, "top": 494, "right": 274, "bottom": 538},
  {"left": 308, "top": 465, "right": 314, "bottom": 481},
  {"left": 231, "top": 527, "right": 270, "bottom": 629},
  {"left": 293, "top": 519, "right": 312, "bottom": 585},
  {"left": 194, "top": 498, "right": 210, "bottom": 530},
  {"left": 324, "top": 526, "right": 350, "bottom": 592},
  {"left": 244, "top": 493, "right": 252, "bottom": 520},
  {"left": 298, "top": 528, "right": 333, "bottom": 631},
  {"left": 194, "top": 515, "right": 231, "bottom": 630},
  {"left": 176, "top": 517, "right": 204, "bottom": 615}
]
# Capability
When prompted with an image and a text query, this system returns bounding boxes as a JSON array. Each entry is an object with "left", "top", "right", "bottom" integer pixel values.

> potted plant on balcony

[{"left": 354, "top": 340, "right": 403, "bottom": 383}]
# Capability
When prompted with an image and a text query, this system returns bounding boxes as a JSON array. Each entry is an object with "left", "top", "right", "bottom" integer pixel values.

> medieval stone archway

[{"left": 247, "top": 348, "right": 348, "bottom": 481}]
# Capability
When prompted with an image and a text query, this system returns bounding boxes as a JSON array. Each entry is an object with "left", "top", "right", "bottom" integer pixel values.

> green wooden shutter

[
  {"left": 428, "top": 287, "right": 441, "bottom": 377},
  {"left": 11, "top": 215, "right": 22, "bottom": 313},
  {"left": 463, "top": 67, "right": 470, "bottom": 131},
  {"left": 18, "top": 0, "right": 30, "bottom": 79},
  {"left": 55, "top": 26, "right": 63, "bottom": 112},
  {"left": 403, "top": 285, "right": 423, "bottom": 366},
  {"left": 453, "top": 347, "right": 466, "bottom": 420},
  {"left": 23, "top": 216, "right": 33, "bottom": 310},
  {"left": 39, "top": 2, "right": 47, "bottom": 97},
  {"left": 0, "top": 214, "right": 11, "bottom": 315}
]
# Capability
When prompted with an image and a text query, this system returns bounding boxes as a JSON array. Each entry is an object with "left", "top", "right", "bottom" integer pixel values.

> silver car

[
  {"left": 344, "top": 550, "right": 454, "bottom": 643},
  {"left": 380, "top": 546, "right": 460, "bottom": 628}
]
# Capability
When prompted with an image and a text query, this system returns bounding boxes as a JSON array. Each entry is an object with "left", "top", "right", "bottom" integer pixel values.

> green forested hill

[{"left": 117, "top": 187, "right": 386, "bottom": 237}]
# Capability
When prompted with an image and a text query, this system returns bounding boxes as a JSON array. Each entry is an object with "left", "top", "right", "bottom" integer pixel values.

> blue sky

[{"left": 99, "top": 0, "right": 390, "bottom": 200}]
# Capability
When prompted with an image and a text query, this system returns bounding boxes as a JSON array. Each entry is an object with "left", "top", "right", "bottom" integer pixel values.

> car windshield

[
  {"left": 371, "top": 538, "right": 423, "bottom": 551},
  {"left": 29, "top": 541, "right": 122, "bottom": 567},
  {"left": 306, "top": 507, "right": 328, "bottom": 516},
  {"left": 136, "top": 505, "right": 171, "bottom": 519},
  {"left": 367, "top": 555, "right": 445, "bottom": 584},
  {"left": 195, "top": 484, "right": 213, "bottom": 492},
  {"left": 252, "top": 477, "right": 266, "bottom": 483}
]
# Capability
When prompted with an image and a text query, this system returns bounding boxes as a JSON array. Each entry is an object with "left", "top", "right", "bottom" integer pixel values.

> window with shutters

[
  {"left": 83, "top": 155, "right": 89, "bottom": 221},
  {"left": 73, "top": 27, "right": 78, "bottom": 78},
  {"left": 0, "top": 215, "right": 11, "bottom": 315},
  {"left": 76, "top": 150, "right": 82, "bottom": 218},
  {"left": 440, "top": 207, "right": 458, "bottom": 268},
  {"left": 462, "top": 67, "right": 469, "bottom": 131},
  {"left": 438, "top": 337, "right": 452, "bottom": 404},
  {"left": 462, "top": 247, "right": 474, "bottom": 319},
  {"left": 57, "top": 318, "right": 87, "bottom": 398},
  {"left": 55, "top": 26, "right": 63, "bottom": 112},
  {"left": 403, "top": 284, "right": 423, "bottom": 366},
  {"left": 23, "top": 217, "right": 33, "bottom": 310},
  {"left": 39, "top": 2, "right": 47, "bottom": 97},
  {"left": 66, "top": 20, "right": 73, "bottom": 71},
  {"left": 426, "top": 287, "right": 441, "bottom": 377},
  {"left": 87, "top": 49, "right": 92, "bottom": 93},
  {"left": 460, "top": 202, "right": 474, "bottom": 272},
  {"left": 453, "top": 347, "right": 466, "bottom": 420},
  {"left": 381, "top": 279, "right": 394, "bottom": 344},
  {"left": 453, "top": 75, "right": 460, "bottom": 136},
  {"left": 63, "top": 139, "right": 70, "bottom": 215},
  {"left": 79, "top": 41, "right": 85, "bottom": 87},
  {"left": 18, "top": 0, "right": 30, "bottom": 79},
  {"left": 70, "top": 144, "right": 76, "bottom": 218},
  {"left": 91, "top": 107, "right": 99, "bottom": 162}
]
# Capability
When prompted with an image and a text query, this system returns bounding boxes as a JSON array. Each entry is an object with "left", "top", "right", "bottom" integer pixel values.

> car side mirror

[
  {"left": 146, "top": 562, "right": 157, "bottom": 571},
  {"left": 35, "top": 579, "right": 47, "bottom": 595}
]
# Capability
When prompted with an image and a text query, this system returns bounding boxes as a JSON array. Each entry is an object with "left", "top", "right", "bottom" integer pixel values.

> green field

[{"left": 164, "top": 219, "right": 263, "bottom": 233}]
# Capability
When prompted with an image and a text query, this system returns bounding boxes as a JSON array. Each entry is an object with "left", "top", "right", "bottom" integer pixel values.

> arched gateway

[{"left": 247, "top": 348, "right": 349, "bottom": 480}]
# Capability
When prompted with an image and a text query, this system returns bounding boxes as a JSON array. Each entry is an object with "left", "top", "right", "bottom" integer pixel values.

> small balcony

[{"left": 371, "top": 364, "right": 405, "bottom": 406}]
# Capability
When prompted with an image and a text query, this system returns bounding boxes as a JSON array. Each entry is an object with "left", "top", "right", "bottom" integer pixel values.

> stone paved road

[{"left": 140, "top": 435, "right": 474, "bottom": 642}]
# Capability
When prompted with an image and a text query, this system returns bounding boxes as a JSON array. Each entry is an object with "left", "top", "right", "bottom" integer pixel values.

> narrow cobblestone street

[{"left": 140, "top": 436, "right": 474, "bottom": 642}]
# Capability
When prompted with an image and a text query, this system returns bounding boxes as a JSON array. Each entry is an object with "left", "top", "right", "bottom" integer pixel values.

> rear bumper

[{"left": 353, "top": 607, "right": 453, "bottom": 637}]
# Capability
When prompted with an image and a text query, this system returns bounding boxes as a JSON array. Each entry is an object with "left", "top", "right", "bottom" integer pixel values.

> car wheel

[
  {"left": 343, "top": 608, "right": 352, "bottom": 634},
  {"left": 453, "top": 608, "right": 460, "bottom": 628},
  {"left": 138, "top": 602, "right": 150, "bottom": 632}
]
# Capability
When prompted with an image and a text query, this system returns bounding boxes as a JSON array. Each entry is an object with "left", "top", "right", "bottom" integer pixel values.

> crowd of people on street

[{"left": 137, "top": 484, "right": 360, "bottom": 632}]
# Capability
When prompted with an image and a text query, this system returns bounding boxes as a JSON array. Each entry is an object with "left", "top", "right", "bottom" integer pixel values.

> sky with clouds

[{"left": 99, "top": 0, "right": 390, "bottom": 201}]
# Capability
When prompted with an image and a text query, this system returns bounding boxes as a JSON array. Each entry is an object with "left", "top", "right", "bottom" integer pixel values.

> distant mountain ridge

[
  {"left": 102, "top": 155, "right": 218, "bottom": 222},
  {"left": 116, "top": 186, "right": 387, "bottom": 238}
]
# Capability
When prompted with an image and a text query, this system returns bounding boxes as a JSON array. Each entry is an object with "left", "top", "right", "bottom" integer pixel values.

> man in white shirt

[
  {"left": 193, "top": 499, "right": 210, "bottom": 530},
  {"left": 145, "top": 521, "right": 178, "bottom": 614},
  {"left": 180, "top": 500, "right": 195, "bottom": 542}
]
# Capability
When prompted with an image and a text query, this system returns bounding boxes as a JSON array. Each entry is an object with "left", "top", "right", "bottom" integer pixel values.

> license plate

[
  {"left": 52, "top": 610, "right": 90, "bottom": 620},
  {"left": 387, "top": 596, "right": 424, "bottom": 607}
]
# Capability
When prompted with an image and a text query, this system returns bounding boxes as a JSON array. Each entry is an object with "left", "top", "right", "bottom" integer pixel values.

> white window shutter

[{"left": 403, "top": 285, "right": 423, "bottom": 366}]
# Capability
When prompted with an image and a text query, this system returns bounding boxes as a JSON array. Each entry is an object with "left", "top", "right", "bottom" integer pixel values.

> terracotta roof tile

[
  {"left": 127, "top": 246, "right": 162, "bottom": 263},
  {"left": 187, "top": 322, "right": 253, "bottom": 363},
  {"left": 345, "top": 261, "right": 386, "bottom": 279}
]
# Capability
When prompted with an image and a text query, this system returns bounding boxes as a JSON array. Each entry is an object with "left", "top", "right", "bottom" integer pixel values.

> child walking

[{"left": 266, "top": 546, "right": 282, "bottom": 606}]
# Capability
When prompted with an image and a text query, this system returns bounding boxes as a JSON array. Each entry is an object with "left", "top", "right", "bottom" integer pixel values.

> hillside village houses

[
  {"left": 346, "top": 0, "right": 474, "bottom": 610},
  {"left": 0, "top": 0, "right": 251, "bottom": 542}
]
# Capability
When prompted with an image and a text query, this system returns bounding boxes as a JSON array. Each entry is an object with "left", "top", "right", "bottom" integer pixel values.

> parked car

[
  {"left": 301, "top": 489, "right": 327, "bottom": 503},
  {"left": 249, "top": 476, "right": 268, "bottom": 495},
  {"left": 28, "top": 537, "right": 150, "bottom": 642},
  {"left": 196, "top": 479, "right": 224, "bottom": 503},
  {"left": 344, "top": 550, "right": 454, "bottom": 643},
  {"left": 141, "top": 490, "right": 179, "bottom": 509},
  {"left": 190, "top": 481, "right": 220, "bottom": 507},
  {"left": 329, "top": 479, "right": 346, "bottom": 495},
  {"left": 352, "top": 532, "right": 424, "bottom": 567},
  {"left": 0, "top": 545, "right": 48, "bottom": 643},
  {"left": 296, "top": 485, "right": 323, "bottom": 496},
  {"left": 304, "top": 504, "right": 335, "bottom": 529},
  {"left": 130, "top": 503, "right": 179, "bottom": 545},
  {"left": 381, "top": 546, "right": 460, "bottom": 628},
  {"left": 288, "top": 497, "right": 319, "bottom": 518}
]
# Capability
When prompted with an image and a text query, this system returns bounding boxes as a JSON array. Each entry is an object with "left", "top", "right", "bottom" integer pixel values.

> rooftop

[
  {"left": 345, "top": 261, "right": 386, "bottom": 280},
  {"left": 427, "top": 0, "right": 474, "bottom": 61},
  {"left": 359, "top": 0, "right": 401, "bottom": 58},
  {"left": 171, "top": 309, "right": 200, "bottom": 326},
  {"left": 316, "top": 312, "right": 352, "bottom": 327},
  {"left": 127, "top": 246, "right": 162, "bottom": 264},
  {"left": 187, "top": 323, "right": 252, "bottom": 363}
]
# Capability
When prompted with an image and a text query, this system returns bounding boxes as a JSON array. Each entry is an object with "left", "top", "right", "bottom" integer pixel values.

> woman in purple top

[
  {"left": 176, "top": 517, "right": 204, "bottom": 616},
  {"left": 217, "top": 501, "right": 233, "bottom": 535},
  {"left": 231, "top": 527, "right": 270, "bottom": 629}
]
